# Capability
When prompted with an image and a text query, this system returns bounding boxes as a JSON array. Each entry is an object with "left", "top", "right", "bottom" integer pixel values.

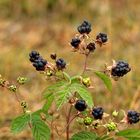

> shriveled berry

[
  {"left": 92, "top": 107, "right": 104, "bottom": 120},
  {"left": 75, "top": 100, "right": 87, "bottom": 112},
  {"left": 71, "top": 38, "right": 81, "bottom": 48},
  {"left": 77, "top": 20, "right": 92, "bottom": 34},
  {"left": 127, "top": 110, "right": 140, "bottom": 124},
  {"left": 96, "top": 33, "right": 108, "bottom": 43},
  {"left": 50, "top": 53, "right": 57, "bottom": 60},
  {"left": 111, "top": 61, "right": 131, "bottom": 77},
  {"left": 56, "top": 58, "right": 66, "bottom": 70},
  {"left": 86, "top": 42, "right": 96, "bottom": 52}
]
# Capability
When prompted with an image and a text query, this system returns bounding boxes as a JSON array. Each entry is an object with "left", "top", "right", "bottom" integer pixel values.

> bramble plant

[{"left": 0, "top": 20, "right": 140, "bottom": 140}]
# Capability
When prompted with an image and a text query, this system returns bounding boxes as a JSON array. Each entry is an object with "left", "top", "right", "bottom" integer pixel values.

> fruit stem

[
  {"left": 66, "top": 105, "right": 73, "bottom": 140},
  {"left": 82, "top": 52, "right": 90, "bottom": 75}
]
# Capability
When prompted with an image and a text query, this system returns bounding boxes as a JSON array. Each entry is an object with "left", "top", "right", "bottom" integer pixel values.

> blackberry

[
  {"left": 92, "top": 107, "right": 104, "bottom": 120},
  {"left": 127, "top": 110, "right": 140, "bottom": 124},
  {"left": 33, "top": 57, "right": 47, "bottom": 71},
  {"left": 75, "top": 100, "right": 87, "bottom": 112},
  {"left": 86, "top": 42, "right": 96, "bottom": 52},
  {"left": 71, "top": 38, "right": 81, "bottom": 48},
  {"left": 77, "top": 20, "right": 92, "bottom": 34},
  {"left": 111, "top": 61, "right": 131, "bottom": 77},
  {"left": 56, "top": 58, "right": 66, "bottom": 70},
  {"left": 96, "top": 33, "right": 108, "bottom": 43},
  {"left": 29, "top": 51, "right": 40, "bottom": 62}
]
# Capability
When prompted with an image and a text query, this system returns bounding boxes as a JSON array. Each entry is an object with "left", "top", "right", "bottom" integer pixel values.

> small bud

[
  {"left": 112, "top": 110, "right": 119, "bottom": 117},
  {"left": 50, "top": 53, "right": 57, "bottom": 60},
  {"left": 8, "top": 85, "right": 17, "bottom": 92},
  {"left": 83, "top": 117, "right": 93, "bottom": 126},
  {"left": 68, "top": 98, "right": 76, "bottom": 104},
  {"left": 17, "top": 76, "right": 28, "bottom": 84},
  {"left": 82, "top": 77, "right": 91, "bottom": 87},
  {"left": 46, "top": 70, "right": 53, "bottom": 76},
  {"left": 21, "top": 101, "right": 28, "bottom": 109},
  {"left": 106, "top": 122, "right": 117, "bottom": 132},
  {"left": 0, "top": 78, "right": 6, "bottom": 86}
]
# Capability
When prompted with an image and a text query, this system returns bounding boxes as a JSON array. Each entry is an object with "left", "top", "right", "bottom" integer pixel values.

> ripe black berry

[
  {"left": 56, "top": 58, "right": 66, "bottom": 70},
  {"left": 29, "top": 51, "right": 40, "bottom": 62},
  {"left": 33, "top": 58, "right": 47, "bottom": 71},
  {"left": 127, "top": 110, "right": 140, "bottom": 124},
  {"left": 77, "top": 20, "right": 91, "bottom": 34},
  {"left": 96, "top": 33, "right": 108, "bottom": 43},
  {"left": 75, "top": 100, "right": 87, "bottom": 112},
  {"left": 111, "top": 61, "right": 131, "bottom": 77},
  {"left": 92, "top": 107, "right": 104, "bottom": 119},
  {"left": 71, "top": 38, "right": 81, "bottom": 48},
  {"left": 86, "top": 42, "right": 96, "bottom": 52},
  {"left": 29, "top": 51, "right": 47, "bottom": 71}
]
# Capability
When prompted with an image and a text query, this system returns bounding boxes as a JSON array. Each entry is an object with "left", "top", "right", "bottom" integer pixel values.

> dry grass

[{"left": 0, "top": 0, "right": 140, "bottom": 139}]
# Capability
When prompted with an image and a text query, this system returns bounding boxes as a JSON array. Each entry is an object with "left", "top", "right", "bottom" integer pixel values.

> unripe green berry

[
  {"left": 17, "top": 76, "right": 28, "bottom": 84},
  {"left": 83, "top": 117, "right": 93, "bottom": 126},
  {"left": 82, "top": 77, "right": 91, "bottom": 87},
  {"left": 8, "top": 85, "right": 17, "bottom": 92},
  {"left": 106, "top": 122, "right": 117, "bottom": 132}
]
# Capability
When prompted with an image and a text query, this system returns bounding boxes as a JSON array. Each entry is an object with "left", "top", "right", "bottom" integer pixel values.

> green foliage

[
  {"left": 95, "top": 71, "right": 112, "bottom": 91},
  {"left": 116, "top": 129, "right": 140, "bottom": 140},
  {"left": 69, "top": 83, "right": 93, "bottom": 108},
  {"left": 11, "top": 114, "right": 30, "bottom": 134},
  {"left": 43, "top": 74, "right": 93, "bottom": 110},
  {"left": 42, "top": 93, "right": 54, "bottom": 114},
  {"left": 71, "top": 131, "right": 98, "bottom": 140},
  {"left": 31, "top": 115, "right": 50, "bottom": 140}
]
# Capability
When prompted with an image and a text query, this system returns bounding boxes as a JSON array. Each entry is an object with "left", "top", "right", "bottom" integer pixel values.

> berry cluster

[
  {"left": 70, "top": 20, "right": 108, "bottom": 55},
  {"left": 77, "top": 20, "right": 92, "bottom": 34},
  {"left": 29, "top": 51, "right": 47, "bottom": 71},
  {"left": 92, "top": 107, "right": 104, "bottom": 120},
  {"left": 127, "top": 110, "right": 140, "bottom": 124},
  {"left": 56, "top": 58, "right": 66, "bottom": 70},
  {"left": 74, "top": 100, "right": 87, "bottom": 112},
  {"left": 71, "top": 38, "right": 81, "bottom": 49},
  {"left": 111, "top": 60, "right": 131, "bottom": 77},
  {"left": 96, "top": 33, "right": 108, "bottom": 44}
]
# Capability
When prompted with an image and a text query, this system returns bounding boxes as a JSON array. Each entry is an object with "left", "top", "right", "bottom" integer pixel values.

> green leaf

[
  {"left": 116, "top": 129, "right": 140, "bottom": 140},
  {"left": 31, "top": 115, "right": 50, "bottom": 140},
  {"left": 56, "top": 89, "right": 70, "bottom": 110},
  {"left": 70, "top": 83, "right": 94, "bottom": 108},
  {"left": 43, "top": 81, "right": 66, "bottom": 98},
  {"left": 42, "top": 93, "right": 54, "bottom": 113},
  {"left": 95, "top": 71, "right": 112, "bottom": 91},
  {"left": 71, "top": 131, "right": 98, "bottom": 140},
  {"left": 11, "top": 114, "right": 30, "bottom": 134},
  {"left": 71, "top": 75, "right": 81, "bottom": 84}
]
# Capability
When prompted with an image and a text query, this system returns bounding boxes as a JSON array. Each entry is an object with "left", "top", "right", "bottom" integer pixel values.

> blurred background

[{"left": 0, "top": 0, "right": 140, "bottom": 139}]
